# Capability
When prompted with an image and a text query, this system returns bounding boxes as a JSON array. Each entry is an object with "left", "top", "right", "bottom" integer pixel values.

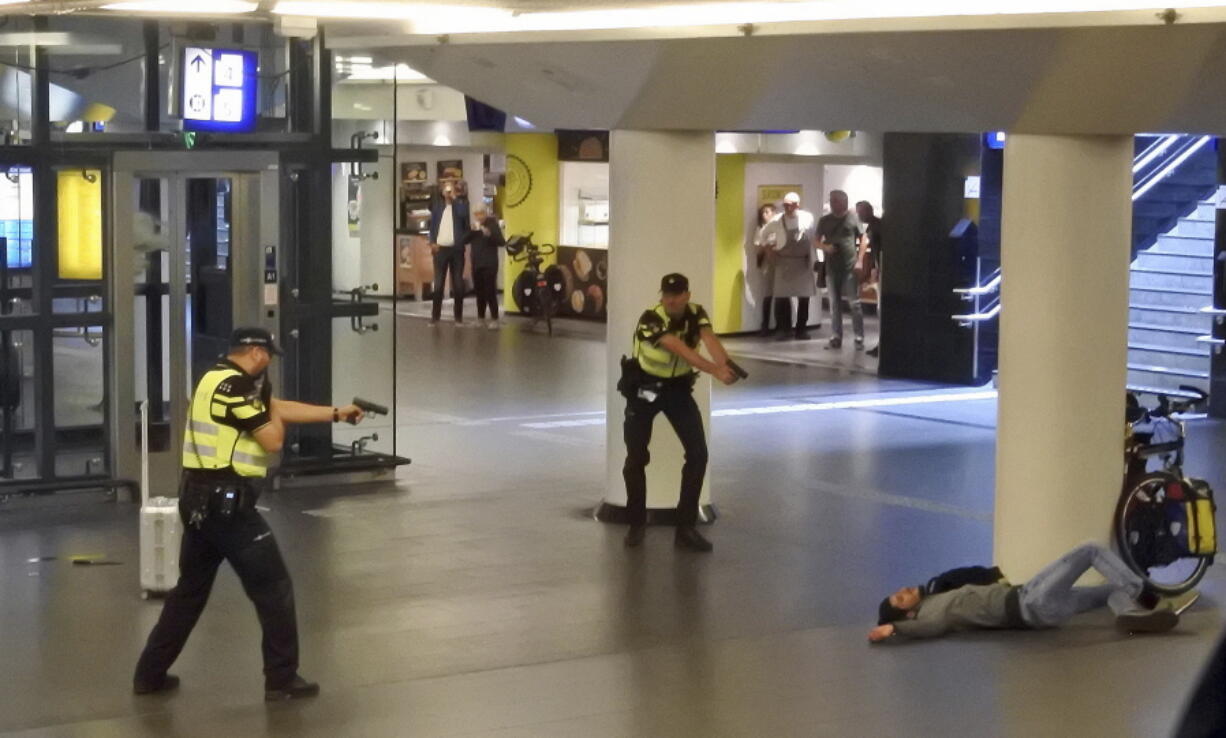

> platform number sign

[{"left": 182, "top": 47, "right": 258, "bottom": 133}]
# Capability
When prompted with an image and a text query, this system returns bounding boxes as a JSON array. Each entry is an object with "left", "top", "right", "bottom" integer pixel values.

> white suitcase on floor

[
  {"left": 140, "top": 497, "right": 181, "bottom": 598},
  {"left": 139, "top": 401, "right": 182, "bottom": 599}
]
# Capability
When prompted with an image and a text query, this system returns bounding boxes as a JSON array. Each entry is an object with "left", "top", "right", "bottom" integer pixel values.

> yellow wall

[
  {"left": 713, "top": 154, "right": 746, "bottom": 333},
  {"left": 502, "top": 133, "right": 559, "bottom": 311},
  {"left": 57, "top": 170, "right": 103, "bottom": 280}
]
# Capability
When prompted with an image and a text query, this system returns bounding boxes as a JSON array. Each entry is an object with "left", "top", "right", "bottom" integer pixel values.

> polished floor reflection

[{"left": 1, "top": 312, "right": 1223, "bottom": 737}]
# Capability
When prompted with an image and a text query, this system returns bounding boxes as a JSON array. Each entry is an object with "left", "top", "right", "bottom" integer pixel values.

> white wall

[
  {"left": 558, "top": 161, "right": 609, "bottom": 248},
  {"left": 740, "top": 159, "right": 824, "bottom": 330},
  {"left": 361, "top": 153, "right": 397, "bottom": 294},
  {"left": 718, "top": 130, "right": 884, "bottom": 162},
  {"left": 332, "top": 163, "right": 363, "bottom": 292},
  {"left": 332, "top": 83, "right": 468, "bottom": 122},
  {"left": 822, "top": 164, "right": 885, "bottom": 214}
]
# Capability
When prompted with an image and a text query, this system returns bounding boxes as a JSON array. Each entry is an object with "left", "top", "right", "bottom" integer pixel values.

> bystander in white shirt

[{"left": 436, "top": 205, "right": 455, "bottom": 247}]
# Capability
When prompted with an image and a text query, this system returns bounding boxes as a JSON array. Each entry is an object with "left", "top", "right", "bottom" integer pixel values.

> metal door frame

[{"left": 110, "top": 151, "right": 280, "bottom": 487}]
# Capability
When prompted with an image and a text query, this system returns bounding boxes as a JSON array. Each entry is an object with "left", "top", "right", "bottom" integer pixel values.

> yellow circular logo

[{"left": 505, "top": 154, "right": 533, "bottom": 209}]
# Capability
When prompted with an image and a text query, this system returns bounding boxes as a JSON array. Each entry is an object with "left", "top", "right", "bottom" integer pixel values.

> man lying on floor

[{"left": 869, "top": 542, "right": 1196, "bottom": 643}]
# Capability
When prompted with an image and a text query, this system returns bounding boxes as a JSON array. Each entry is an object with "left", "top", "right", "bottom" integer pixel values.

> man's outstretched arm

[{"left": 272, "top": 399, "right": 364, "bottom": 425}]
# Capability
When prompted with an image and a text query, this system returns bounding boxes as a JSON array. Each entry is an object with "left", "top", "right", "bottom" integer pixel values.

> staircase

[{"left": 1127, "top": 134, "right": 1217, "bottom": 396}]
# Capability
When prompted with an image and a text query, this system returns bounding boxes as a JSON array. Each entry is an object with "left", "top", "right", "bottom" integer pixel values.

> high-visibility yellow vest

[
  {"left": 182, "top": 366, "right": 270, "bottom": 478},
  {"left": 633, "top": 303, "right": 710, "bottom": 379}
]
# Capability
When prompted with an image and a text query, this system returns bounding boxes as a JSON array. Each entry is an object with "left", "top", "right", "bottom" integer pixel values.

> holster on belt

[{"left": 180, "top": 472, "right": 257, "bottom": 526}]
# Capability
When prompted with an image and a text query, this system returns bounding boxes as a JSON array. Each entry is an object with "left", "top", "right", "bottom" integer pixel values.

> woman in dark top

[{"left": 464, "top": 209, "right": 506, "bottom": 329}]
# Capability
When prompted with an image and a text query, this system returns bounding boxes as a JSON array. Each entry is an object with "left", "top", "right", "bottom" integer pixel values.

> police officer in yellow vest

[
  {"left": 134, "top": 327, "right": 366, "bottom": 701},
  {"left": 622, "top": 274, "right": 737, "bottom": 552}
]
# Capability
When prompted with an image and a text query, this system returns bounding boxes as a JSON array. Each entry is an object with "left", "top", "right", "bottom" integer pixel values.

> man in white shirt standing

[
  {"left": 429, "top": 180, "right": 472, "bottom": 326},
  {"left": 759, "top": 192, "right": 818, "bottom": 340}
]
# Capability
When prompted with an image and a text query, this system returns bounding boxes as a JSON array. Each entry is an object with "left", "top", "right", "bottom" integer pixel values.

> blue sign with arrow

[{"left": 182, "top": 46, "right": 259, "bottom": 134}]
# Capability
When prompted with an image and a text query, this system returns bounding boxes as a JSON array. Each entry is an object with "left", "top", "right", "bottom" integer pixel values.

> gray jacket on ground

[{"left": 892, "top": 583, "right": 1026, "bottom": 639}]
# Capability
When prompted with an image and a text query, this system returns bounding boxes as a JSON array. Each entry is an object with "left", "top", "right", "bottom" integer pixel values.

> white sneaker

[
  {"left": 486, "top": 320, "right": 499, "bottom": 331},
  {"left": 428, "top": 320, "right": 439, "bottom": 327}
]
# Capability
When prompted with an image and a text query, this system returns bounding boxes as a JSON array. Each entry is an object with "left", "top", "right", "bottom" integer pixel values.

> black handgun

[
  {"left": 351, "top": 397, "right": 389, "bottom": 424},
  {"left": 727, "top": 360, "right": 749, "bottom": 382}
]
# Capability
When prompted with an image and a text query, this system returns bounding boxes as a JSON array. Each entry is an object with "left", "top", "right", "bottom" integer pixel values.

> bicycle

[
  {"left": 1115, "top": 387, "right": 1217, "bottom": 594},
  {"left": 506, "top": 232, "right": 564, "bottom": 336}
]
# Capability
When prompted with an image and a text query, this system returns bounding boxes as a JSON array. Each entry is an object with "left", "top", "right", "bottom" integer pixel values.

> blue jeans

[
  {"left": 827, "top": 251, "right": 863, "bottom": 341},
  {"left": 1019, "top": 543, "right": 1144, "bottom": 627}
]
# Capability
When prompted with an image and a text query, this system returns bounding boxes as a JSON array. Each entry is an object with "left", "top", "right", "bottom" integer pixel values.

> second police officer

[{"left": 620, "top": 274, "right": 737, "bottom": 552}]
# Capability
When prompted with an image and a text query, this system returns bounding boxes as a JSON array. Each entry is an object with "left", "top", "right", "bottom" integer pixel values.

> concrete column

[
  {"left": 597, "top": 131, "right": 717, "bottom": 524},
  {"left": 994, "top": 134, "right": 1133, "bottom": 579}
]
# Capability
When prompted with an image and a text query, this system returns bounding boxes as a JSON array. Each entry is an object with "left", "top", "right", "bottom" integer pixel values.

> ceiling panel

[{"left": 367, "top": 23, "right": 1226, "bottom": 134}]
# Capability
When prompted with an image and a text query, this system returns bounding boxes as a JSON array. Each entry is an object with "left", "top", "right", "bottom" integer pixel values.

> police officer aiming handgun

[
  {"left": 620, "top": 273, "right": 739, "bottom": 552},
  {"left": 133, "top": 327, "right": 366, "bottom": 701}
]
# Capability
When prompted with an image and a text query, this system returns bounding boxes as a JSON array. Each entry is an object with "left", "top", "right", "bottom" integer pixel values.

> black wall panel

[{"left": 879, "top": 133, "right": 984, "bottom": 384}]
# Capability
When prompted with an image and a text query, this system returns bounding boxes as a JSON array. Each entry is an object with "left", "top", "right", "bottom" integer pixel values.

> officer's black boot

[
  {"left": 265, "top": 674, "right": 320, "bottom": 702},
  {"left": 674, "top": 526, "right": 713, "bottom": 552},
  {"left": 133, "top": 673, "right": 180, "bottom": 695}
]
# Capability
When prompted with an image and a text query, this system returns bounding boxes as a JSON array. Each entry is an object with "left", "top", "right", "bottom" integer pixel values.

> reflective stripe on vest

[
  {"left": 182, "top": 367, "right": 269, "bottom": 478},
  {"left": 633, "top": 303, "right": 698, "bottom": 379}
]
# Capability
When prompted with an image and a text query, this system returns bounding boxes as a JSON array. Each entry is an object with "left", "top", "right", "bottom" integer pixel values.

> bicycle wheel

[{"left": 1115, "top": 471, "right": 1211, "bottom": 594}]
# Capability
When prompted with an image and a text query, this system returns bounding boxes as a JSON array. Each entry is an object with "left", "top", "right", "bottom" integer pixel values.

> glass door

[{"left": 111, "top": 159, "right": 267, "bottom": 490}]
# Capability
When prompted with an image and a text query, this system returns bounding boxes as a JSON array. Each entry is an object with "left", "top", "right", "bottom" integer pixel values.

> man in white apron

[{"left": 759, "top": 192, "right": 818, "bottom": 340}]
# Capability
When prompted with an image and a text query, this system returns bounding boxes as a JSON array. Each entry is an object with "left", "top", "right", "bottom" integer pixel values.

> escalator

[{"left": 1126, "top": 135, "right": 1218, "bottom": 398}]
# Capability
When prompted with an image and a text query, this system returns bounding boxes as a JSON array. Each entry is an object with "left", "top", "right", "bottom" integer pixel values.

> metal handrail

[
  {"left": 1132, "top": 135, "right": 1213, "bottom": 202},
  {"left": 953, "top": 269, "right": 1001, "bottom": 298},
  {"left": 1197, "top": 336, "right": 1224, "bottom": 356},
  {"left": 953, "top": 302, "right": 1001, "bottom": 326},
  {"left": 1132, "top": 134, "right": 1178, "bottom": 174}
]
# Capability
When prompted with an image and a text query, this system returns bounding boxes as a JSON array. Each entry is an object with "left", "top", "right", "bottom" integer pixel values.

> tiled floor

[{"left": 1, "top": 313, "right": 1222, "bottom": 737}]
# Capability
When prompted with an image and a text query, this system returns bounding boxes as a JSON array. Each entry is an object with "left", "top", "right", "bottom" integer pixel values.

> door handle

[{"left": 349, "top": 284, "right": 379, "bottom": 334}]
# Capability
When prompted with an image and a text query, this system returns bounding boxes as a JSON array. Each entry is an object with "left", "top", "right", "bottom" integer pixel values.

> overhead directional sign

[{"left": 182, "top": 46, "right": 258, "bottom": 133}]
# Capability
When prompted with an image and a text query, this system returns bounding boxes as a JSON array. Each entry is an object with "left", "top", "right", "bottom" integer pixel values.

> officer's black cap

[
  {"left": 229, "top": 326, "right": 283, "bottom": 356},
  {"left": 660, "top": 273, "right": 689, "bottom": 295}
]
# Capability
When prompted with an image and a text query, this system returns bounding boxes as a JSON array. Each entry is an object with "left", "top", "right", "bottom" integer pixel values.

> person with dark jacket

[
  {"left": 463, "top": 208, "right": 506, "bottom": 329},
  {"left": 869, "top": 542, "right": 1190, "bottom": 642},
  {"left": 428, "top": 180, "right": 472, "bottom": 326}
]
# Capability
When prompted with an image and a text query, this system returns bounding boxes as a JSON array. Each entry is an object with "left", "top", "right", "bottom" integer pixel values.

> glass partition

[{"left": 330, "top": 81, "right": 397, "bottom": 464}]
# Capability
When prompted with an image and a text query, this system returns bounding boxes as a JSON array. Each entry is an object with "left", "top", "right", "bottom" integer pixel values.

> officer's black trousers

[
  {"left": 622, "top": 383, "right": 708, "bottom": 527},
  {"left": 134, "top": 506, "right": 299, "bottom": 690}
]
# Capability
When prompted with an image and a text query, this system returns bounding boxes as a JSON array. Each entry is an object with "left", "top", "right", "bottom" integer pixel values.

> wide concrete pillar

[
  {"left": 597, "top": 130, "right": 717, "bottom": 524},
  {"left": 994, "top": 134, "right": 1133, "bottom": 579}
]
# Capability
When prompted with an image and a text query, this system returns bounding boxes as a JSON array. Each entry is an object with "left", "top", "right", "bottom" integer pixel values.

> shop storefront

[{"left": 331, "top": 73, "right": 882, "bottom": 337}]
